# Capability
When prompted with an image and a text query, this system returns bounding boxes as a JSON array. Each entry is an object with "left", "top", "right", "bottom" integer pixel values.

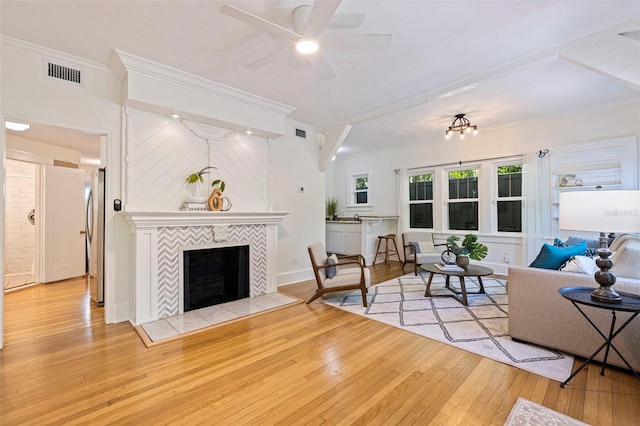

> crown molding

[{"left": 110, "top": 49, "right": 295, "bottom": 117}]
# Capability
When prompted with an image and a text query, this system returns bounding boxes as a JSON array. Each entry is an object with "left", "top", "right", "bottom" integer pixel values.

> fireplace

[
  {"left": 182, "top": 243, "right": 250, "bottom": 312},
  {"left": 121, "top": 211, "right": 288, "bottom": 325}
]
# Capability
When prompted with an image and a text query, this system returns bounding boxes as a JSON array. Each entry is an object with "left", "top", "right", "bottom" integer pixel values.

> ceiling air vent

[
  {"left": 45, "top": 61, "right": 83, "bottom": 85},
  {"left": 295, "top": 128, "right": 307, "bottom": 139}
]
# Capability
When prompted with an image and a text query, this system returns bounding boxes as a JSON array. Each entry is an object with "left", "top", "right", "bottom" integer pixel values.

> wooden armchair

[
  {"left": 401, "top": 231, "right": 448, "bottom": 275},
  {"left": 307, "top": 242, "right": 371, "bottom": 307}
]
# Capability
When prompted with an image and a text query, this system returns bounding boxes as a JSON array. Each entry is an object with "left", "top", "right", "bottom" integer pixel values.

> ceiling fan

[{"left": 220, "top": 0, "right": 392, "bottom": 80}]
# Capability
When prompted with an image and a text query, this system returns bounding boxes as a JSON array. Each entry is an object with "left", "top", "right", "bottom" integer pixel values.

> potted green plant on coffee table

[{"left": 446, "top": 234, "right": 488, "bottom": 268}]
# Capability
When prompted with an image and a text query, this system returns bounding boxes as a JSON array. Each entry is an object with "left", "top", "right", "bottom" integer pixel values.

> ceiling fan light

[
  {"left": 296, "top": 38, "right": 319, "bottom": 54},
  {"left": 473, "top": 127, "right": 478, "bottom": 135}
]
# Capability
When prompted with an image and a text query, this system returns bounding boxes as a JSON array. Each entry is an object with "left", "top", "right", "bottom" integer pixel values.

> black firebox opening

[{"left": 183, "top": 245, "right": 250, "bottom": 312}]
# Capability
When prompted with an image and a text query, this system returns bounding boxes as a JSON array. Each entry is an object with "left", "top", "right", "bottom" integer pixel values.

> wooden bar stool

[{"left": 373, "top": 234, "right": 399, "bottom": 265}]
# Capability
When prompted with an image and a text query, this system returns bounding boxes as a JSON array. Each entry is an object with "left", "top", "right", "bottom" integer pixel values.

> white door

[{"left": 42, "top": 164, "right": 86, "bottom": 283}]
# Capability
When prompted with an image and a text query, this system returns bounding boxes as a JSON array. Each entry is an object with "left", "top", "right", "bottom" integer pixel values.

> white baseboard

[
  {"left": 111, "top": 302, "right": 131, "bottom": 324},
  {"left": 277, "top": 268, "right": 314, "bottom": 287}
]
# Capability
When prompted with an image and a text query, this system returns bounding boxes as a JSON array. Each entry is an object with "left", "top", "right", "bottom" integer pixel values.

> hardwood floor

[{"left": 1, "top": 264, "right": 639, "bottom": 425}]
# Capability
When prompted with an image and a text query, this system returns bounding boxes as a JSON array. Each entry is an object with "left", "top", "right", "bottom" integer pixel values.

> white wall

[
  {"left": 271, "top": 123, "right": 325, "bottom": 286},
  {"left": 3, "top": 159, "right": 35, "bottom": 277},
  {"left": 7, "top": 134, "right": 81, "bottom": 164},
  {"left": 328, "top": 101, "right": 640, "bottom": 272}
]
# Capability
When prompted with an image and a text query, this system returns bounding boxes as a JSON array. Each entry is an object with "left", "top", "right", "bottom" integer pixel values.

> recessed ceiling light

[
  {"left": 295, "top": 38, "right": 319, "bottom": 55},
  {"left": 5, "top": 121, "right": 30, "bottom": 131},
  {"left": 245, "top": 129, "right": 253, "bottom": 135},
  {"left": 170, "top": 113, "right": 180, "bottom": 119}
]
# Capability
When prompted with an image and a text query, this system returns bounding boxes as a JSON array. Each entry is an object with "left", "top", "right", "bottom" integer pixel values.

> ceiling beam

[
  {"left": 560, "top": 18, "right": 640, "bottom": 90},
  {"left": 319, "top": 123, "right": 352, "bottom": 171}
]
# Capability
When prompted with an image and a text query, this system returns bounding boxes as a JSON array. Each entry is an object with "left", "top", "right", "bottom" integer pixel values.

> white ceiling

[{"left": 1, "top": 1, "right": 639, "bottom": 161}]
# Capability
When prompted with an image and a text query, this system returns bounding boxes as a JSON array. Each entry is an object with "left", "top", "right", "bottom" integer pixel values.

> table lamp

[{"left": 559, "top": 189, "right": 640, "bottom": 303}]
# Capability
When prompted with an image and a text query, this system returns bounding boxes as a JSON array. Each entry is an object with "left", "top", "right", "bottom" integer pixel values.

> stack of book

[
  {"left": 435, "top": 262, "right": 464, "bottom": 272},
  {"left": 180, "top": 202, "right": 208, "bottom": 211}
]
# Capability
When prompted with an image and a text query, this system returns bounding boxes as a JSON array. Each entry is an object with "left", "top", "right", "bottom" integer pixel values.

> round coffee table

[{"left": 421, "top": 263, "right": 494, "bottom": 306}]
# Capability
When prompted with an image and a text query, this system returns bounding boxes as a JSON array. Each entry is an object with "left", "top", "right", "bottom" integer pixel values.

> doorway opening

[{"left": 2, "top": 120, "right": 104, "bottom": 304}]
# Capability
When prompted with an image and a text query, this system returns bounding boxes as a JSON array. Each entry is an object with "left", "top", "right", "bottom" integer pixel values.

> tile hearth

[{"left": 138, "top": 292, "right": 300, "bottom": 344}]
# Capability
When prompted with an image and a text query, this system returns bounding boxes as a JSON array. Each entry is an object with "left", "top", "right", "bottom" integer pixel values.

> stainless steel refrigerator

[{"left": 87, "top": 168, "right": 105, "bottom": 306}]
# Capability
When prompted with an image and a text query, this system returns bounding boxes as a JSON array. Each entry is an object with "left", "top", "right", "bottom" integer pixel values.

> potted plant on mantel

[
  {"left": 185, "top": 166, "right": 217, "bottom": 203},
  {"left": 326, "top": 197, "right": 339, "bottom": 220},
  {"left": 446, "top": 234, "right": 488, "bottom": 268}
]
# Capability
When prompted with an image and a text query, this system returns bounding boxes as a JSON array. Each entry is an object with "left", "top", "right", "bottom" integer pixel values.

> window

[
  {"left": 409, "top": 173, "right": 433, "bottom": 228},
  {"left": 347, "top": 169, "right": 372, "bottom": 207},
  {"left": 447, "top": 169, "right": 478, "bottom": 230},
  {"left": 497, "top": 164, "right": 522, "bottom": 232}
]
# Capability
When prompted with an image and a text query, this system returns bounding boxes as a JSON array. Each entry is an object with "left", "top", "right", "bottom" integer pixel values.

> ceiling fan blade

[
  {"left": 308, "top": 53, "right": 336, "bottom": 81},
  {"left": 328, "top": 13, "right": 365, "bottom": 29},
  {"left": 303, "top": 0, "right": 342, "bottom": 38},
  {"left": 321, "top": 34, "right": 392, "bottom": 50},
  {"left": 246, "top": 46, "right": 292, "bottom": 70},
  {"left": 220, "top": 4, "right": 300, "bottom": 41},
  {"left": 289, "top": 52, "right": 312, "bottom": 70}
]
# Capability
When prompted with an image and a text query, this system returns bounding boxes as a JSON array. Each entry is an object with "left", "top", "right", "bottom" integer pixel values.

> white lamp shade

[{"left": 559, "top": 190, "right": 640, "bottom": 232}]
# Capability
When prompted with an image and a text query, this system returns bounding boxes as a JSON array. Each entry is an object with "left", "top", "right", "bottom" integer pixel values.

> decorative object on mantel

[
  {"left": 185, "top": 166, "right": 217, "bottom": 203},
  {"left": 559, "top": 189, "right": 640, "bottom": 303},
  {"left": 326, "top": 196, "right": 339, "bottom": 220},
  {"left": 558, "top": 174, "right": 583, "bottom": 187},
  {"left": 445, "top": 113, "right": 478, "bottom": 140},
  {"left": 208, "top": 179, "right": 229, "bottom": 211},
  {"left": 446, "top": 234, "right": 488, "bottom": 268}
]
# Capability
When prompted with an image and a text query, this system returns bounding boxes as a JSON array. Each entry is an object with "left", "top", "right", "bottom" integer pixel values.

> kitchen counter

[
  {"left": 326, "top": 215, "right": 399, "bottom": 224},
  {"left": 326, "top": 216, "right": 399, "bottom": 263}
]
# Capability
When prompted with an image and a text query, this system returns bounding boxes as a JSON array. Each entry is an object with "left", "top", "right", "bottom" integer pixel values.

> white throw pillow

[
  {"left": 418, "top": 242, "right": 435, "bottom": 253},
  {"left": 560, "top": 255, "right": 598, "bottom": 275}
]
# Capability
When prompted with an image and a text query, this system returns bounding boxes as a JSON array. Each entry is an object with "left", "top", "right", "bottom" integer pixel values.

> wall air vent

[
  {"left": 45, "top": 60, "right": 83, "bottom": 85},
  {"left": 295, "top": 128, "right": 307, "bottom": 139}
]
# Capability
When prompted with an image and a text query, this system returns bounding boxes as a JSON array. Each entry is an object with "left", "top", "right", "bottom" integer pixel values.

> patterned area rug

[
  {"left": 321, "top": 273, "right": 574, "bottom": 382},
  {"left": 504, "top": 397, "right": 589, "bottom": 425}
]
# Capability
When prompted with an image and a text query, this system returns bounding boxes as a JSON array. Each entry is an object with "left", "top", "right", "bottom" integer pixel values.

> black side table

[{"left": 558, "top": 286, "right": 640, "bottom": 388}]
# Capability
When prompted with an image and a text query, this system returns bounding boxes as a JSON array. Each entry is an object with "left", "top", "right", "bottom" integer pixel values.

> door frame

[{"left": 0, "top": 115, "right": 112, "bottom": 348}]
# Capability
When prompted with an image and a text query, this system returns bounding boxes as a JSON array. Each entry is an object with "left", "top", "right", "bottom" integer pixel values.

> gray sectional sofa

[{"left": 508, "top": 234, "right": 640, "bottom": 372}]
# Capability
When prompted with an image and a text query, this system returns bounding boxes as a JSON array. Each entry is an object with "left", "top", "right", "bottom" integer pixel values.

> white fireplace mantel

[
  {"left": 121, "top": 211, "right": 290, "bottom": 229},
  {"left": 120, "top": 210, "right": 289, "bottom": 325}
]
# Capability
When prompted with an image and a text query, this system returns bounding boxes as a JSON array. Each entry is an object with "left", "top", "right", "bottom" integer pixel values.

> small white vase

[{"left": 185, "top": 181, "right": 207, "bottom": 204}]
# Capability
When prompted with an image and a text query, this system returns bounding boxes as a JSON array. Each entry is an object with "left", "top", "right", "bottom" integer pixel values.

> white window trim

[
  {"left": 408, "top": 170, "right": 435, "bottom": 229},
  {"left": 443, "top": 165, "right": 480, "bottom": 233},
  {"left": 493, "top": 158, "right": 524, "bottom": 235},
  {"left": 346, "top": 168, "right": 373, "bottom": 208}
]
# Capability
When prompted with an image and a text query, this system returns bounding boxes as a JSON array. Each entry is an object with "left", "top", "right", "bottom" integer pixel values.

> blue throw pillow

[
  {"left": 409, "top": 241, "right": 421, "bottom": 253},
  {"left": 529, "top": 241, "right": 587, "bottom": 270},
  {"left": 325, "top": 254, "right": 338, "bottom": 278}
]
